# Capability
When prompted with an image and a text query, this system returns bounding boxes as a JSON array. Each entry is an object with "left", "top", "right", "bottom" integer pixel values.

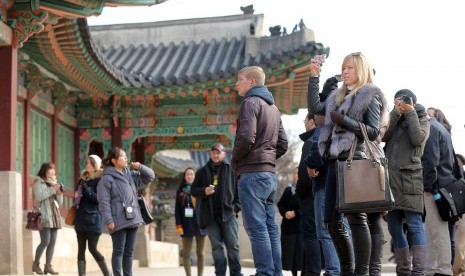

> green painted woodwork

[
  {"left": 105, "top": 0, "right": 168, "bottom": 6},
  {"left": 57, "top": 124, "right": 74, "bottom": 189},
  {"left": 121, "top": 125, "right": 235, "bottom": 151},
  {"left": 16, "top": 102, "right": 24, "bottom": 173},
  {"left": 30, "top": 109, "right": 51, "bottom": 176},
  {"left": 39, "top": 1, "right": 105, "bottom": 17},
  {"left": 78, "top": 128, "right": 112, "bottom": 170}
]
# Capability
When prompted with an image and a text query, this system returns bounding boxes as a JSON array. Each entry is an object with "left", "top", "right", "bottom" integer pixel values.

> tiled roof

[{"left": 100, "top": 37, "right": 325, "bottom": 88}]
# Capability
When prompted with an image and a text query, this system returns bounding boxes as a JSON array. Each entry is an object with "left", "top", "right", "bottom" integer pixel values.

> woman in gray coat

[
  {"left": 97, "top": 147, "right": 155, "bottom": 276},
  {"left": 32, "top": 162, "right": 64, "bottom": 275}
]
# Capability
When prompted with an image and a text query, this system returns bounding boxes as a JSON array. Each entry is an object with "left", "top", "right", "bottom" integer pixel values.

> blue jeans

[
  {"left": 299, "top": 195, "right": 322, "bottom": 276},
  {"left": 111, "top": 227, "right": 138, "bottom": 276},
  {"left": 314, "top": 187, "right": 341, "bottom": 276},
  {"left": 206, "top": 217, "right": 242, "bottom": 276},
  {"left": 387, "top": 210, "right": 426, "bottom": 248},
  {"left": 238, "top": 172, "right": 282, "bottom": 276}
]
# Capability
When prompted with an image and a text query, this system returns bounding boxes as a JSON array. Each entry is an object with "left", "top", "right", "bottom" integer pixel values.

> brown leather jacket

[{"left": 232, "top": 85, "right": 288, "bottom": 176}]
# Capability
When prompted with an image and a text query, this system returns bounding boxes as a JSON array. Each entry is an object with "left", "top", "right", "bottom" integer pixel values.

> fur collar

[
  {"left": 318, "top": 84, "right": 387, "bottom": 158},
  {"left": 80, "top": 169, "right": 103, "bottom": 181}
]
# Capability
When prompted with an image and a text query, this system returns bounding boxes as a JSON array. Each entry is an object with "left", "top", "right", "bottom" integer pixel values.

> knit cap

[
  {"left": 89, "top": 155, "right": 102, "bottom": 170},
  {"left": 394, "top": 89, "right": 417, "bottom": 104}
]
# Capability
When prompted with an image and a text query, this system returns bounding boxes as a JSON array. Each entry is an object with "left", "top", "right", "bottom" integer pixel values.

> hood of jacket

[
  {"left": 243, "top": 85, "right": 274, "bottom": 105},
  {"left": 80, "top": 169, "right": 103, "bottom": 181}
]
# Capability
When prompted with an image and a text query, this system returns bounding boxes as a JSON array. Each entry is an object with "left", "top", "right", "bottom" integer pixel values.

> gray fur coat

[{"left": 319, "top": 84, "right": 388, "bottom": 159}]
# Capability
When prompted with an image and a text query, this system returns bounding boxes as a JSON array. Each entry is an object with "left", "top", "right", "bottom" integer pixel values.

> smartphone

[
  {"left": 313, "top": 54, "right": 327, "bottom": 65},
  {"left": 402, "top": 95, "right": 411, "bottom": 104}
]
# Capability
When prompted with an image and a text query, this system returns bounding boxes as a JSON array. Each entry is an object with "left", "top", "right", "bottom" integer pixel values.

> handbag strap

[
  {"left": 347, "top": 122, "right": 377, "bottom": 161},
  {"left": 359, "top": 122, "right": 376, "bottom": 160}
]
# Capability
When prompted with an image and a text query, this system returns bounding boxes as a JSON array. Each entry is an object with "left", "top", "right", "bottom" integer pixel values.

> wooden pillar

[
  {"left": 112, "top": 117, "right": 122, "bottom": 148},
  {"left": 0, "top": 45, "right": 24, "bottom": 274},
  {"left": 0, "top": 46, "right": 17, "bottom": 170},
  {"left": 135, "top": 137, "right": 145, "bottom": 163}
]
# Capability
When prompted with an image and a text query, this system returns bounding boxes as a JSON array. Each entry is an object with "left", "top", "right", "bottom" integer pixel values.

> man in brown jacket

[{"left": 232, "top": 66, "right": 288, "bottom": 276}]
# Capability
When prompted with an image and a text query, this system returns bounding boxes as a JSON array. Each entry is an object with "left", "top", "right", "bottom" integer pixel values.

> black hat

[
  {"left": 394, "top": 89, "right": 417, "bottom": 104},
  {"left": 211, "top": 143, "right": 225, "bottom": 152}
]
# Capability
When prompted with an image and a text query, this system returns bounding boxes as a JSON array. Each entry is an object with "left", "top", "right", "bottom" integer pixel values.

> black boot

[
  {"left": 327, "top": 220, "right": 354, "bottom": 276},
  {"left": 97, "top": 258, "right": 112, "bottom": 276},
  {"left": 77, "top": 261, "right": 85, "bottom": 276},
  {"left": 369, "top": 234, "right": 385, "bottom": 276},
  {"left": 347, "top": 213, "right": 371, "bottom": 276}
]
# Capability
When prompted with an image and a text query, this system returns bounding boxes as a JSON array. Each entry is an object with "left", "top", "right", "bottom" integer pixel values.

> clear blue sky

[{"left": 89, "top": 0, "right": 465, "bottom": 155}]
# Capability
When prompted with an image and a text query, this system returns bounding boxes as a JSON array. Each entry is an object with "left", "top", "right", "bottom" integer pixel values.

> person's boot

[
  {"left": 43, "top": 264, "right": 59, "bottom": 275},
  {"left": 348, "top": 213, "right": 371, "bottom": 276},
  {"left": 369, "top": 234, "right": 386, "bottom": 276},
  {"left": 97, "top": 258, "right": 112, "bottom": 276},
  {"left": 394, "top": 247, "right": 412, "bottom": 276},
  {"left": 32, "top": 261, "right": 44, "bottom": 275},
  {"left": 327, "top": 220, "right": 354, "bottom": 276},
  {"left": 411, "top": 245, "right": 427, "bottom": 276},
  {"left": 77, "top": 261, "right": 86, "bottom": 276}
]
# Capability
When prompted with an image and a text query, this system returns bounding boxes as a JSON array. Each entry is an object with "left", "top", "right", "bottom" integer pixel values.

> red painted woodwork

[{"left": 0, "top": 45, "right": 17, "bottom": 171}]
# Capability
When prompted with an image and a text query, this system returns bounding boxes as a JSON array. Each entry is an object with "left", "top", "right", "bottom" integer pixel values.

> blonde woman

[{"left": 307, "top": 52, "right": 388, "bottom": 276}]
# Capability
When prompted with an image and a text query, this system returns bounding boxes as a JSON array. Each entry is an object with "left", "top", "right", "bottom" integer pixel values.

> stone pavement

[{"left": 30, "top": 264, "right": 397, "bottom": 276}]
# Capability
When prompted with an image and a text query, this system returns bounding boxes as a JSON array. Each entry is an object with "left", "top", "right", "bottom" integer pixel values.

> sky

[{"left": 88, "top": 0, "right": 465, "bottom": 155}]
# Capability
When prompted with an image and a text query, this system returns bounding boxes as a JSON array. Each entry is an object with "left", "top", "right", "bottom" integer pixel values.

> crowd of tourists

[{"left": 31, "top": 58, "right": 464, "bottom": 276}]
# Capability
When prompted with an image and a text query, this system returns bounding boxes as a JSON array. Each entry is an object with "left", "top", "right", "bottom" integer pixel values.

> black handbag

[
  {"left": 336, "top": 123, "right": 394, "bottom": 213},
  {"left": 138, "top": 196, "right": 154, "bottom": 225},
  {"left": 433, "top": 178, "right": 465, "bottom": 221},
  {"left": 26, "top": 209, "right": 43, "bottom": 231}
]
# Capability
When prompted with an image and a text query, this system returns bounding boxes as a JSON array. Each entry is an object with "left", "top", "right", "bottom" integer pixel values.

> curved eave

[
  {"left": 23, "top": 18, "right": 126, "bottom": 99},
  {"left": 105, "top": 0, "right": 169, "bottom": 7}
]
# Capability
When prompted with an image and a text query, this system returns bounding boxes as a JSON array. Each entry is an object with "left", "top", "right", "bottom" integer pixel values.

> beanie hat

[
  {"left": 394, "top": 89, "right": 417, "bottom": 104},
  {"left": 89, "top": 155, "right": 102, "bottom": 170}
]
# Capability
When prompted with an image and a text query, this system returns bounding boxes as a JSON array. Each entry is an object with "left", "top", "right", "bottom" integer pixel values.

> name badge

[{"left": 185, "top": 208, "right": 194, "bottom": 218}]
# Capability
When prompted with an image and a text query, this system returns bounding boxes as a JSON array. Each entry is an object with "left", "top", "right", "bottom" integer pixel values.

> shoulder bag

[
  {"left": 336, "top": 122, "right": 394, "bottom": 213},
  {"left": 138, "top": 193, "right": 154, "bottom": 225},
  {"left": 65, "top": 205, "right": 77, "bottom": 226},
  {"left": 26, "top": 209, "right": 43, "bottom": 231}
]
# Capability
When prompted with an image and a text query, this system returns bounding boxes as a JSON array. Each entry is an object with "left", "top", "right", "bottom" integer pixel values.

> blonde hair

[
  {"left": 335, "top": 53, "right": 375, "bottom": 105},
  {"left": 238, "top": 66, "right": 266, "bottom": 85}
]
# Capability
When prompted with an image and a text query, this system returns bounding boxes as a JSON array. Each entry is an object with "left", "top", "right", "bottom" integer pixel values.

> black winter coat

[
  {"left": 278, "top": 186, "right": 301, "bottom": 235},
  {"left": 75, "top": 171, "right": 103, "bottom": 234},
  {"left": 174, "top": 184, "right": 207, "bottom": 237},
  {"left": 191, "top": 159, "right": 241, "bottom": 228}
]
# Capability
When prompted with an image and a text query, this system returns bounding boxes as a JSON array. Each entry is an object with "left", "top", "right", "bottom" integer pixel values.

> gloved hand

[
  {"left": 321, "top": 76, "right": 339, "bottom": 101},
  {"left": 330, "top": 111, "right": 344, "bottom": 126},
  {"left": 176, "top": 225, "right": 184, "bottom": 236}
]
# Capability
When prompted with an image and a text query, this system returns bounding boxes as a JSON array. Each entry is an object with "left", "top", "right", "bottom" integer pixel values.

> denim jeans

[
  {"left": 299, "top": 195, "right": 322, "bottom": 276},
  {"left": 238, "top": 172, "right": 282, "bottom": 276},
  {"left": 314, "top": 187, "right": 341, "bottom": 276},
  {"left": 387, "top": 210, "right": 426, "bottom": 248},
  {"left": 206, "top": 216, "right": 242, "bottom": 276},
  {"left": 111, "top": 227, "right": 138, "bottom": 276}
]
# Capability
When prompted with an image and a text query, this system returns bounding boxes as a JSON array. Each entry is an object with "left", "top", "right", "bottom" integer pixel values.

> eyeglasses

[{"left": 352, "top": 52, "right": 361, "bottom": 56}]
